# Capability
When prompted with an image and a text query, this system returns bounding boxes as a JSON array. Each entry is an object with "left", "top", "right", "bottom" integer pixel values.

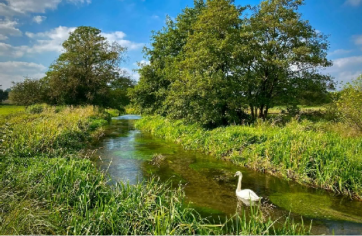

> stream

[{"left": 91, "top": 116, "right": 362, "bottom": 235}]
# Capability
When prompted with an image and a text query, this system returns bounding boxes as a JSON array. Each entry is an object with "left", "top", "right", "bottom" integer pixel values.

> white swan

[{"left": 235, "top": 171, "right": 262, "bottom": 204}]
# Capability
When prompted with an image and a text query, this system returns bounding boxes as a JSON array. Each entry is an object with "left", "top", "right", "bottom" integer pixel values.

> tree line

[
  {"left": 130, "top": 0, "right": 334, "bottom": 127},
  {"left": 9, "top": 27, "right": 134, "bottom": 113}
]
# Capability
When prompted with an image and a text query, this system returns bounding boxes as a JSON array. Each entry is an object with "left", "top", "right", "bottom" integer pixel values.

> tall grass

[
  {"left": 136, "top": 116, "right": 362, "bottom": 199},
  {"left": 0, "top": 106, "right": 309, "bottom": 235}
]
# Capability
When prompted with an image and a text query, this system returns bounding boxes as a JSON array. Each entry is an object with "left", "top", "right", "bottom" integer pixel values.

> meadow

[
  {"left": 0, "top": 105, "right": 309, "bottom": 235},
  {"left": 135, "top": 115, "right": 362, "bottom": 200},
  {"left": 0, "top": 105, "right": 25, "bottom": 116}
]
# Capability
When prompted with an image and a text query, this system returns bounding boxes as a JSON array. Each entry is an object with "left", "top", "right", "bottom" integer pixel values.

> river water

[{"left": 91, "top": 116, "right": 362, "bottom": 235}]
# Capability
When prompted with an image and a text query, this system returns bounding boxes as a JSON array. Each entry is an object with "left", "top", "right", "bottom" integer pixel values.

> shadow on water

[{"left": 91, "top": 117, "right": 362, "bottom": 235}]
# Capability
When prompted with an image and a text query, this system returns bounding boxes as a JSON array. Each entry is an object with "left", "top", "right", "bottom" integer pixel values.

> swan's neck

[{"left": 237, "top": 175, "right": 242, "bottom": 191}]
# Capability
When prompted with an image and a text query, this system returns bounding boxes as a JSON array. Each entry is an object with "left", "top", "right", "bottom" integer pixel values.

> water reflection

[{"left": 91, "top": 117, "right": 362, "bottom": 235}]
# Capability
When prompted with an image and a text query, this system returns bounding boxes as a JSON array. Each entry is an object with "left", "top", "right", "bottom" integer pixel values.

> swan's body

[{"left": 235, "top": 171, "right": 262, "bottom": 203}]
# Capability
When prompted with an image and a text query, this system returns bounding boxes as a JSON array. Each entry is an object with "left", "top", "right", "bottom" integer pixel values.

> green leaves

[
  {"left": 46, "top": 26, "right": 130, "bottom": 108},
  {"left": 132, "top": 0, "right": 333, "bottom": 126}
]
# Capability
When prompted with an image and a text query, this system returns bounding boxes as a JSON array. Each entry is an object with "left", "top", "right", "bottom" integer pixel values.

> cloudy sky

[{"left": 0, "top": 0, "right": 361, "bottom": 89}]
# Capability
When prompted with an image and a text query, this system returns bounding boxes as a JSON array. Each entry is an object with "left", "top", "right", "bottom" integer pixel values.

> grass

[
  {"left": 135, "top": 115, "right": 362, "bottom": 200},
  {"left": 0, "top": 105, "right": 25, "bottom": 116},
  {"left": 0, "top": 106, "right": 309, "bottom": 235}
]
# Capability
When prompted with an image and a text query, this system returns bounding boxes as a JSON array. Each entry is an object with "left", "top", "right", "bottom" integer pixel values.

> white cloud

[
  {"left": 33, "top": 16, "right": 47, "bottom": 24},
  {"left": 0, "top": 61, "right": 47, "bottom": 89},
  {"left": 122, "top": 67, "right": 140, "bottom": 81},
  {"left": 0, "top": 42, "right": 27, "bottom": 57},
  {"left": 25, "top": 26, "right": 76, "bottom": 53},
  {"left": 324, "top": 56, "right": 362, "bottom": 86},
  {"left": 0, "top": 19, "right": 22, "bottom": 40},
  {"left": 0, "top": 3, "right": 22, "bottom": 17},
  {"left": 353, "top": 35, "right": 362, "bottom": 46},
  {"left": 345, "top": 0, "right": 362, "bottom": 6},
  {"left": 102, "top": 31, "right": 144, "bottom": 50},
  {"left": 329, "top": 49, "right": 352, "bottom": 56},
  {"left": 2, "top": 26, "right": 143, "bottom": 58},
  {"left": 0, "top": 0, "right": 91, "bottom": 16}
]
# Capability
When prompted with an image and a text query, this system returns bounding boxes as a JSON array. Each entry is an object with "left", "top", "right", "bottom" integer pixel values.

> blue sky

[{"left": 0, "top": 0, "right": 361, "bottom": 89}]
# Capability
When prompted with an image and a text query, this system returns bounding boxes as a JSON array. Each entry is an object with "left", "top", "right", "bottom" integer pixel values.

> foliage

[
  {"left": 334, "top": 75, "right": 362, "bottom": 132},
  {"left": 45, "top": 26, "right": 131, "bottom": 107},
  {"left": 9, "top": 27, "right": 134, "bottom": 111},
  {"left": 165, "top": 0, "right": 249, "bottom": 126},
  {"left": 241, "top": 0, "right": 333, "bottom": 119},
  {"left": 136, "top": 116, "right": 362, "bottom": 199},
  {"left": 129, "top": 1, "right": 206, "bottom": 115},
  {"left": 8, "top": 78, "right": 49, "bottom": 106},
  {"left": 131, "top": 0, "right": 333, "bottom": 126},
  {"left": 0, "top": 88, "right": 9, "bottom": 103}
]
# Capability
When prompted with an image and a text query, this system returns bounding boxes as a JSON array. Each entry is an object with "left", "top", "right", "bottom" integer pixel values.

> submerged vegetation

[
  {"left": 135, "top": 115, "right": 362, "bottom": 199},
  {"left": 0, "top": 106, "right": 309, "bottom": 235}
]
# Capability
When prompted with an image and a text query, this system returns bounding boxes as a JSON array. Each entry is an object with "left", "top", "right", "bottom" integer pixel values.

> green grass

[
  {"left": 0, "top": 106, "right": 309, "bottom": 235},
  {"left": 0, "top": 105, "right": 25, "bottom": 116},
  {"left": 135, "top": 116, "right": 362, "bottom": 199}
]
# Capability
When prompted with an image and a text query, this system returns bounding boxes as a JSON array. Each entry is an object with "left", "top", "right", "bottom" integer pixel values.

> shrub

[{"left": 335, "top": 75, "right": 362, "bottom": 132}]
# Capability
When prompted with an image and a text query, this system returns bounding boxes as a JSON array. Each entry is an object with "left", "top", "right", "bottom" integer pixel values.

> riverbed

[{"left": 91, "top": 116, "right": 362, "bottom": 235}]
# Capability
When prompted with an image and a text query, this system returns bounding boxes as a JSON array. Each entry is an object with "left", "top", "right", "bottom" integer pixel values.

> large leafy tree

[
  {"left": 241, "top": 0, "right": 333, "bottom": 119},
  {"left": 46, "top": 26, "right": 131, "bottom": 107},
  {"left": 131, "top": 0, "right": 333, "bottom": 125},
  {"left": 129, "top": 1, "right": 206, "bottom": 115},
  {"left": 166, "top": 0, "right": 247, "bottom": 126}
]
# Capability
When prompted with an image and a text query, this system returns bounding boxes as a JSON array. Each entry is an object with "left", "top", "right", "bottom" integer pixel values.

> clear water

[{"left": 91, "top": 117, "right": 362, "bottom": 235}]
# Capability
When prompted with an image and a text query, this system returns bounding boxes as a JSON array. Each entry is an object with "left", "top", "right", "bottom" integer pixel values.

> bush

[
  {"left": 26, "top": 104, "right": 45, "bottom": 114},
  {"left": 335, "top": 75, "right": 362, "bottom": 132}
]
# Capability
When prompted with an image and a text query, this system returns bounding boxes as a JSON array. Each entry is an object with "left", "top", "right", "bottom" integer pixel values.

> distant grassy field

[{"left": 0, "top": 105, "right": 25, "bottom": 116}]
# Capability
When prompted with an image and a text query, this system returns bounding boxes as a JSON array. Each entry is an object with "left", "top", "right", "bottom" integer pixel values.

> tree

[
  {"left": 165, "top": 0, "right": 248, "bottom": 126},
  {"left": 129, "top": 1, "right": 206, "bottom": 115},
  {"left": 131, "top": 0, "right": 334, "bottom": 126},
  {"left": 46, "top": 26, "right": 129, "bottom": 107},
  {"left": 8, "top": 78, "right": 48, "bottom": 106},
  {"left": 0, "top": 86, "right": 9, "bottom": 104},
  {"left": 241, "top": 0, "right": 333, "bottom": 119}
]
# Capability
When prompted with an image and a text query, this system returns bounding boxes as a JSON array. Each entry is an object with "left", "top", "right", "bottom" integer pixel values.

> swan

[{"left": 234, "top": 171, "right": 262, "bottom": 203}]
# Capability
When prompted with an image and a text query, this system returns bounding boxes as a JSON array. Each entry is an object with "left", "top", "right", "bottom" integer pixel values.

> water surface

[{"left": 91, "top": 117, "right": 362, "bottom": 235}]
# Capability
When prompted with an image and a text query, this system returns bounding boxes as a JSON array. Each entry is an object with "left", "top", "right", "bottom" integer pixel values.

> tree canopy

[
  {"left": 10, "top": 26, "right": 134, "bottom": 110},
  {"left": 130, "top": 0, "right": 334, "bottom": 127}
]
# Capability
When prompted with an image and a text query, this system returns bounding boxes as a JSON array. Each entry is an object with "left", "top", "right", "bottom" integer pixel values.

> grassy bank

[
  {"left": 135, "top": 116, "right": 362, "bottom": 199},
  {"left": 0, "top": 106, "right": 309, "bottom": 235}
]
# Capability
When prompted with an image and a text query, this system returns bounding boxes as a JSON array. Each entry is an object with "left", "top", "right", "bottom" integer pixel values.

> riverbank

[
  {"left": 135, "top": 116, "right": 362, "bottom": 200},
  {"left": 0, "top": 106, "right": 309, "bottom": 235}
]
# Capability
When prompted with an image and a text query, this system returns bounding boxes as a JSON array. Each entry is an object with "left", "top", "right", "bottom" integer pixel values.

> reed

[{"left": 135, "top": 116, "right": 362, "bottom": 199}]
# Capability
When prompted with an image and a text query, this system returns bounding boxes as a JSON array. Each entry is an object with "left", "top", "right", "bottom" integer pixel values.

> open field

[{"left": 0, "top": 105, "right": 25, "bottom": 117}]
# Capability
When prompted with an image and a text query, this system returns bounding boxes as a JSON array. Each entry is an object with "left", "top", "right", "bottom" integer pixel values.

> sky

[{"left": 0, "top": 0, "right": 361, "bottom": 89}]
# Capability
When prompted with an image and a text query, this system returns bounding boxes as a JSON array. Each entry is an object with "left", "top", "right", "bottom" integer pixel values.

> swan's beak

[{"left": 234, "top": 174, "right": 237, "bottom": 177}]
